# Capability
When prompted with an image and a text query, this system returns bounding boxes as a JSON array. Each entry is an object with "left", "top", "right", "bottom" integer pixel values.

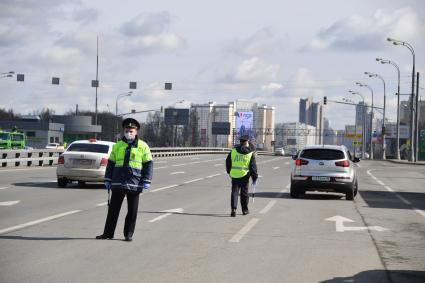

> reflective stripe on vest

[{"left": 230, "top": 149, "right": 253, "bottom": 178}]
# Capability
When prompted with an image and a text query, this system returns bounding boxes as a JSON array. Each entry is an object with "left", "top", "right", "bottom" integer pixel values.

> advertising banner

[{"left": 235, "top": 111, "right": 253, "bottom": 138}]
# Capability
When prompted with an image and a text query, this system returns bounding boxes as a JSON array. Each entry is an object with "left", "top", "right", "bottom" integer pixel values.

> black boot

[
  {"left": 230, "top": 210, "right": 236, "bottom": 217},
  {"left": 124, "top": 236, "right": 133, "bottom": 242},
  {"left": 243, "top": 209, "right": 250, "bottom": 215},
  {"left": 96, "top": 234, "right": 113, "bottom": 239}
]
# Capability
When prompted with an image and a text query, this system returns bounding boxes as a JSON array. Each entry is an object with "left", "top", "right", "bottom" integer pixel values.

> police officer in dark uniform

[
  {"left": 96, "top": 118, "right": 153, "bottom": 241},
  {"left": 226, "top": 135, "right": 258, "bottom": 217}
]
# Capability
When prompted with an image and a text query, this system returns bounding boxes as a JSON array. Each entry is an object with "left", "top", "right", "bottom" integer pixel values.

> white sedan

[{"left": 56, "top": 139, "right": 115, "bottom": 187}]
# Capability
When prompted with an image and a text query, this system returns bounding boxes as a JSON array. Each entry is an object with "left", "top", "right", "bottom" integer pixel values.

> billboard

[
  {"left": 164, "top": 108, "right": 190, "bottom": 125},
  {"left": 235, "top": 111, "right": 253, "bottom": 138},
  {"left": 212, "top": 122, "right": 231, "bottom": 135}
]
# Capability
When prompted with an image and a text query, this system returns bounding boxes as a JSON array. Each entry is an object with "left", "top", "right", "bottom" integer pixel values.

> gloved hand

[
  {"left": 142, "top": 183, "right": 151, "bottom": 190},
  {"left": 252, "top": 180, "right": 257, "bottom": 186},
  {"left": 104, "top": 181, "right": 112, "bottom": 190}
]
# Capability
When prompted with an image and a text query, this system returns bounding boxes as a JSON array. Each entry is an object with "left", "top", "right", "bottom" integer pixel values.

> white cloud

[
  {"left": 261, "top": 82, "right": 283, "bottom": 91},
  {"left": 226, "top": 27, "right": 287, "bottom": 57},
  {"left": 304, "top": 7, "right": 425, "bottom": 52},
  {"left": 223, "top": 57, "right": 279, "bottom": 83},
  {"left": 119, "top": 11, "right": 185, "bottom": 55}
]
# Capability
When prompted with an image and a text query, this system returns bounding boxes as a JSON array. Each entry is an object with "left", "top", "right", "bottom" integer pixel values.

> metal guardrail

[
  {"left": 0, "top": 147, "right": 230, "bottom": 169},
  {"left": 0, "top": 147, "right": 276, "bottom": 169}
]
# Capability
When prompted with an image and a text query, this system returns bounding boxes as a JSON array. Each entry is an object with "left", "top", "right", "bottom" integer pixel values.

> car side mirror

[{"left": 353, "top": 157, "right": 360, "bottom": 163}]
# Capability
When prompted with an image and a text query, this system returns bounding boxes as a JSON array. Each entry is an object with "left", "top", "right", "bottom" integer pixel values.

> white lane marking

[
  {"left": 149, "top": 208, "right": 184, "bottom": 223},
  {"left": 284, "top": 162, "right": 290, "bottom": 165},
  {"left": 96, "top": 202, "right": 108, "bottom": 207},
  {"left": 356, "top": 163, "right": 362, "bottom": 168},
  {"left": 273, "top": 166, "right": 280, "bottom": 170},
  {"left": 414, "top": 209, "right": 425, "bottom": 218},
  {"left": 170, "top": 171, "right": 185, "bottom": 175},
  {"left": 150, "top": 184, "right": 179, "bottom": 193},
  {"left": 183, "top": 178, "right": 204, "bottom": 184},
  {"left": 258, "top": 175, "right": 264, "bottom": 178},
  {"left": 0, "top": 200, "right": 20, "bottom": 206},
  {"left": 257, "top": 157, "right": 284, "bottom": 165},
  {"left": 190, "top": 161, "right": 201, "bottom": 164},
  {"left": 367, "top": 169, "right": 424, "bottom": 219},
  {"left": 156, "top": 161, "right": 168, "bottom": 164},
  {"left": 214, "top": 164, "right": 222, "bottom": 167},
  {"left": 206, "top": 173, "right": 221, "bottom": 178},
  {"left": 190, "top": 157, "right": 200, "bottom": 160},
  {"left": 172, "top": 164, "right": 186, "bottom": 167},
  {"left": 260, "top": 200, "right": 277, "bottom": 214},
  {"left": 0, "top": 210, "right": 81, "bottom": 235},
  {"left": 229, "top": 218, "right": 260, "bottom": 243},
  {"left": 325, "top": 216, "right": 388, "bottom": 232},
  {"left": 0, "top": 187, "right": 9, "bottom": 190},
  {"left": 155, "top": 166, "right": 168, "bottom": 170}
]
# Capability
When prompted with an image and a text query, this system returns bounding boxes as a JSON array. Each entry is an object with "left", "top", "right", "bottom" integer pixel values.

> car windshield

[
  {"left": 67, "top": 143, "right": 109, "bottom": 154},
  {"left": 300, "top": 149, "right": 345, "bottom": 160}
]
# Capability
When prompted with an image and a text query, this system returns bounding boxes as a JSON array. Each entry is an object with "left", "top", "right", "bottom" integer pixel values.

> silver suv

[{"left": 290, "top": 145, "right": 360, "bottom": 200}]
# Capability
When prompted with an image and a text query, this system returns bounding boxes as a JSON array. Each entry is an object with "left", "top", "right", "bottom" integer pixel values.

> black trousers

[
  {"left": 103, "top": 189, "right": 140, "bottom": 238},
  {"left": 231, "top": 178, "right": 249, "bottom": 211}
]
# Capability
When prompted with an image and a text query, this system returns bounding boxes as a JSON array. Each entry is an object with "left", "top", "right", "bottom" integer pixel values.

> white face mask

[{"left": 124, "top": 132, "right": 136, "bottom": 141}]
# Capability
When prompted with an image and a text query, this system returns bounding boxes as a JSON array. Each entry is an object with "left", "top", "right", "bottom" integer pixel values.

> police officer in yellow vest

[
  {"left": 226, "top": 135, "right": 258, "bottom": 217},
  {"left": 96, "top": 118, "right": 153, "bottom": 241}
]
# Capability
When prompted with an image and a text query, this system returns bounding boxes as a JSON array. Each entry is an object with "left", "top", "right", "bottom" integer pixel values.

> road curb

[{"left": 386, "top": 159, "right": 425, "bottom": 166}]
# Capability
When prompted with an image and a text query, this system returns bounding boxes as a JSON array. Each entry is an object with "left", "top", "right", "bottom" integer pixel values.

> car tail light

[
  {"left": 335, "top": 160, "right": 350, "bottom": 167},
  {"left": 100, "top": 158, "right": 108, "bottom": 166},
  {"left": 296, "top": 159, "right": 309, "bottom": 166},
  {"left": 58, "top": 155, "right": 64, "bottom": 165}
]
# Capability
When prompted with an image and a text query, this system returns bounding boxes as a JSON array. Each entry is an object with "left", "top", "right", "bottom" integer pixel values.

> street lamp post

[
  {"left": 365, "top": 72, "right": 387, "bottom": 160},
  {"left": 356, "top": 82, "right": 374, "bottom": 159},
  {"left": 387, "top": 38, "right": 416, "bottom": 161},
  {"left": 377, "top": 58, "right": 401, "bottom": 160},
  {"left": 115, "top": 91, "right": 133, "bottom": 140},
  {"left": 349, "top": 90, "right": 366, "bottom": 159}
]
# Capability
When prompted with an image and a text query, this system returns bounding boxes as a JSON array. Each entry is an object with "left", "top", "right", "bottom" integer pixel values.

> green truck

[{"left": 0, "top": 130, "right": 26, "bottom": 149}]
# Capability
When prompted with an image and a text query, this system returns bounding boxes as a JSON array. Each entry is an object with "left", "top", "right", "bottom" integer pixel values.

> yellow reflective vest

[
  {"left": 105, "top": 139, "right": 153, "bottom": 192},
  {"left": 230, "top": 148, "right": 253, "bottom": 178}
]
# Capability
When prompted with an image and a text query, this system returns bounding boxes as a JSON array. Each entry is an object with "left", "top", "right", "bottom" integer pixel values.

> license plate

[
  {"left": 312, "top": 176, "right": 330, "bottom": 181},
  {"left": 75, "top": 159, "right": 92, "bottom": 165}
]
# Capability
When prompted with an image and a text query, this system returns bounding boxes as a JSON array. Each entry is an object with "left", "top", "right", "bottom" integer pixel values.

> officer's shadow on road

[
  {"left": 0, "top": 235, "right": 103, "bottom": 241},
  {"left": 12, "top": 182, "right": 104, "bottom": 190},
  {"left": 320, "top": 269, "right": 425, "bottom": 283},
  {"left": 252, "top": 192, "right": 344, "bottom": 200}
]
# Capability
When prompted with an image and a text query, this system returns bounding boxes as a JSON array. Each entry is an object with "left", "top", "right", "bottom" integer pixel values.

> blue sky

[{"left": 0, "top": 0, "right": 424, "bottom": 129}]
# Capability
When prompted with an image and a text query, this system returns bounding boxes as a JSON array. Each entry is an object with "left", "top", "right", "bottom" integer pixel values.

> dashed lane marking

[
  {"left": 367, "top": 169, "right": 424, "bottom": 219},
  {"left": 0, "top": 187, "right": 9, "bottom": 190},
  {"left": 0, "top": 210, "right": 81, "bottom": 235},
  {"left": 172, "top": 164, "right": 186, "bottom": 167},
  {"left": 96, "top": 202, "right": 108, "bottom": 207},
  {"left": 0, "top": 200, "right": 20, "bottom": 206},
  {"left": 155, "top": 166, "right": 168, "bottom": 169},
  {"left": 214, "top": 164, "right": 222, "bottom": 167},
  {"left": 150, "top": 184, "right": 179, "bottom": 193},
  {"left": 273, "top": 167, "right": 280, "bottom": 170},
  {"left": 229, "top": 218, "right": 260, "bottom": 243},
  {"left": 206, "top": 173, "right": 222, "bottom": 178},
  {"left": 170, "top": 171, "right": 185, "bottom": 175},
  {"left": 183, "top": 178, "right": 204, "bottom": 184}
]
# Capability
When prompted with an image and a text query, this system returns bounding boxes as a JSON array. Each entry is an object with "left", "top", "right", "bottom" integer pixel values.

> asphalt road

[{"left": 0, "top": 155, "right": 424, "bottom": 283}]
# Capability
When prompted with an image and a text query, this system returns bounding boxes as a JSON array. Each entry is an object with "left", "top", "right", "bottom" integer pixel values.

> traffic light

[
  {"left": 17, "top": 74, "right": 24, "bottom": 82},
  {"left": 129, "top": 81, "right": 137, "bottom": 89},
  {"left": 323, "top": 96, "right": 327, "bottom": 105},
  {"left": 164, "top": 82, "right": 172, "bottom": 90},
  {"left": 52, "top": 77, "right": 60, "bottom": 85}
]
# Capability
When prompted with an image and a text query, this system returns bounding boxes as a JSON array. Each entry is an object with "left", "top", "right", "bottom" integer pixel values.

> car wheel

[
  {"left": 353, "top": 179, "right": 358, "bottom": 197},
  {"left": 57, "top": 178, "right": 68, "bottom": 188},
  {"left": 346, "top": 183, "right": 355, "bottom": 201},
  {"left": 290, "top": 183, "right": 299, "bottom": 198},
  {"left": 78, "top": 181, "right": 86, "bottom": 187}
]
